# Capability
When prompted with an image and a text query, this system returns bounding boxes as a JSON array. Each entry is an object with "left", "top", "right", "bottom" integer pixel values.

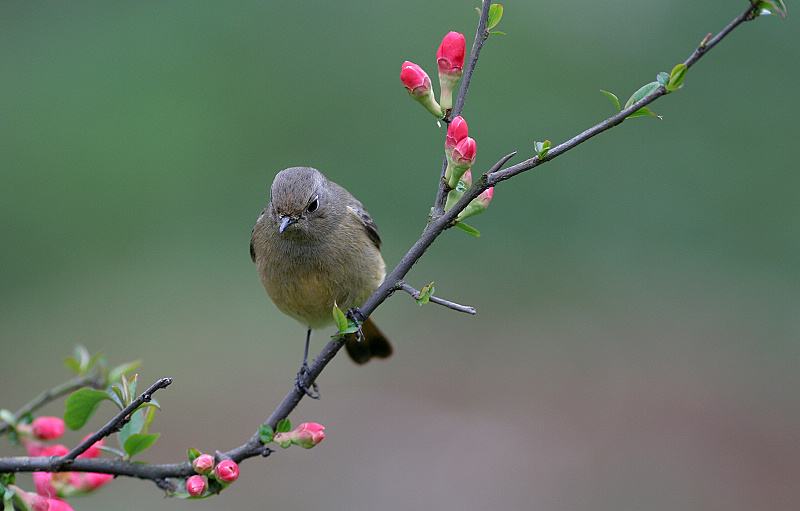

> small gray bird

[{"left": 250, "top": 167, "right": 393, "bottom": 393}]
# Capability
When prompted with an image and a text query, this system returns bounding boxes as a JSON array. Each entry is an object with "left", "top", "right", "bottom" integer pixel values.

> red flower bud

[
  {"left": 436, "top": 31, "right": 466, "bottom": 111},
  {"left": 9, "top": 485, "right": 67, "bottom": 511},
  {"left": 33, "top": 472, "right": 57, "bottom": 498},
  {"left": 214, "top": 459, "right": 239, "bottom": 484},
  {"left": 192, "top": 454, "right": 215, "bottom": 475},
  {"left": 76, "top": 435, "right": 103, "bottom": 459},
  {"left": 457, "top": 187, "right": 495, "bottom": 222},
  {"left": 292, "top": 422, "right": 326, "bottom": 449},
  {"left": 400, "top": 61, "right": 443, "bottom": 118},
  {"left": 461, "top": 169, "right": 473, "bottom": 188},
  {"left": 41, "top": 444, "right": 69, "bottom": 457},
  {"left": 23, "top": 438, "right": 46, "bottom": 456},
  {"left": 477, "top": 187, "right": 494, "bottom": 207},
  {"left": 436, "top": 32, "right": 466, "bottom": 75},
  {"left": 31, "top": 417, "right": 65, "bottom": 440},
  {"left": 452, "top": 136, "right": 477, "bottom": 165},
  {"left": 67, "top": 472, "right": 113, "bottom": 493},
  {"left": 46, "top": 498, "right": 75, "bottom": 511},
  {"left": 445, "top": 116, "right": 469, "bottom": 152},
  {"left": 186, "top": 475, "right": 207, "bottom": 497}
]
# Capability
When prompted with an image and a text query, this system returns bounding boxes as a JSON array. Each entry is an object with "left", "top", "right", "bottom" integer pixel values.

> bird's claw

[
  {"left": 295, "top": 362, "right": 320, "bottom": 399},
  {"left": 346, "top": 308, "right": 365, "bottom": 341}
]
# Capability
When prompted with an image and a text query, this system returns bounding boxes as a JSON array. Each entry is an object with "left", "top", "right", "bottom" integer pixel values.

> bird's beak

[{"left": 278, "top": 215, "right": 296, "bottom": 234}]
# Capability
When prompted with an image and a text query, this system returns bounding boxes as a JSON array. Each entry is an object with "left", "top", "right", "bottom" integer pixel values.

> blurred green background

[{"left": 1, "top": 1, "right": 798, "bottom": 510}]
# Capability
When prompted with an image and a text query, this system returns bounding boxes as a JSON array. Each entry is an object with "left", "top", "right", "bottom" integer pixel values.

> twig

[
  {"left": 396, "top": 282, "right": 477, "bottom": 315},
  {"left": 57, "top": 378, "right": 173, "bottom": 466},
  {"left": 431, "top": 0, "right": 493, "bottom": 219},
  {"left": 0, "top": 1, "right": 768, "bottom": 489},
  {"left": 0, "top": 375, "right": 102, "bottom": 435}
]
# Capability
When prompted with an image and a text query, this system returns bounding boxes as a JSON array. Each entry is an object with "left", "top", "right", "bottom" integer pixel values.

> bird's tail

[{"left": 345, "top": 317, "right": 393, "bottom": 364}]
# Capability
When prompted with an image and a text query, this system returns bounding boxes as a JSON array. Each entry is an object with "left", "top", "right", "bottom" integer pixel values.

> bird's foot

[
  {"left": 295, "top": 362, "right": 320, "bottom": 399},
  {"left": 346, "top": 308, "right": 366, "bottom": 341}
]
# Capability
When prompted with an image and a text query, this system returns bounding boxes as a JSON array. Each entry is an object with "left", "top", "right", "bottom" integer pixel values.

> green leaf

[
  {"left": 332, "top": 303, "right": 348, "bottom": 333},
  {"left": 667, "top": 63, "right": 687, "bottom": 92},
  {"left": 276, "top": 418, "right": 291, "bottom": 433},
  {"left": 107, "top": 386, "right": 125, "bottom": 410},
  {"left": 259, "top": 424, "right": 274, "bottom": 444},
  {"left": 64, "top": 388, "right": 109, "bottom": 430},
  {"left": 624, "top": 81, "right": 660, "bottom": 109},
  {"left": 626, "top": 107, "right": 662, "bottom": 120},
  {"left": 600, "top": 89, "right": 621, "bottom": 111},
  {"left": 123, "top": 432, "right": 160, "bottom": 458},
  {"left": 0, "top": 410, "right": 15, "bottom": 426},
  {"left": 64, "top": 356, "right": 82, "bottom": 375},
  {"left": 3, "top": 495, "right": 12, "bottom": 511},
  {"left": 0, "top": 472, "right": 15, "bottom": 486},
  {"left": 118, "top": 403, "right": 156, "bottom": 449},
  {"left": 656, "top": 72, "right": 670, "bottom": 87},
  {"left": 74, "top": 345, "right": 90, "bottom": 372},
  {"left": 187, "top": 447, "right": 201, "bottom": 462},
  {"left": 108, "top": 360, "right": 141, "bottom": 384},
  {"left": 756, "top": 0, "right": 788, "bottom": 17},
  {"left": 489, "top": 30, "right": 507, "bottom": 36},
  {"left": 141, "top": 405, "right": 157, "bottom": 434},
  {"left": 454, "top": 222, "right": 481, "bottom": 237},
  {"left": 534, "top": 140, "right": 552, "bottom": 159},
  {"left": 416, "top": 282, "right": 435, "bottom": 306},
  {"left": 487, "top": 3, "right": 504, "bottom": 30}
]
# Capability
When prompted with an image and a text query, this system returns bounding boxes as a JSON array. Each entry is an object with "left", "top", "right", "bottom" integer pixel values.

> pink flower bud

[
  {"left": 436, "top": 32, "right": 466, "bottom": 75},
  {"left": 33, "top": 472, "right": 57, "bottom": 498},
  {"left": 31, "top": 417, "right": 65, "bottom": 440},
  {"left": 23, "top": 438, "right": 46, "bottom": 456},
  {"left": 461, "top": 169, "right": 473, "bottom": 188},
  {"left": 436, "top": 31, "right": 466, "bottom": 111},
  {"left": 477, "top": 187, "right": 495, "bottom": 207},
  {"left": 452, "top": 136, "right": 477, "bottom": 165},
  {"left": 445, "top": 116, "right": 469, "bottom": 152},
  {"left": 400, "top": 61, "right": 443, "bottom": 118},
  {"left": 9, "top": 486, "right": 57, "bottom": 511},
  {"left": 214, "top": 459, "right": 239, "bottom": 484},
  {"left": 76, "top": 435, "right": 103, "bottom": 459},
  {"left": 42, "top": 444, "right": 69, "bottom": 457},
  {"left": 192, "top": 454, "right": 215, "bottom": 475},
  {"left": 67, "top": 472, "right": 113, "bottom": 493},
  {"left": 456, "top": 187, "right": 495, "bottom": 222},
  {"left": 186, "top": 475, "right": 207, "bottom": 497},
  {"left": 46, "top": 498, "right": 75, "bottom": 511},
  {"left": 292, "top": 422, "right": 326, "bottom": 449}
]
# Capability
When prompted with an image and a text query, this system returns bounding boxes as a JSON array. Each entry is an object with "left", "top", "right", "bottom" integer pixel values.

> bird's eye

[{"left": 306, "top": 196, "right": 319, "bottom": 213}]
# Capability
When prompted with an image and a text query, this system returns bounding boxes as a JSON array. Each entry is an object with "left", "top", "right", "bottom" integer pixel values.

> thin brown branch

[{"left": 396, "top": 281, "right": 477, "bottom": 315}]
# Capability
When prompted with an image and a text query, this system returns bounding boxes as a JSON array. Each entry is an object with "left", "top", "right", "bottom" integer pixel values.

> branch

[
  {"left": 396, "top": 281, "right": 477, "bottom": 315},
  {"left": 0, "top": 0, "right": 768, "bottom": 492},
  {"left": 0, "top": 374, "right": 101, "bottom": 435},
  {"left": 431, "top": 0, "right": 493, "bottom": 218}
]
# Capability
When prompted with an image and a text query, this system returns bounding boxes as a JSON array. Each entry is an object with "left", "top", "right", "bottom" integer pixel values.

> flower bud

[
  {"left": 436, "top": 32, "right": 466, "bottom": 111},
  {"left": 42, "top": 444, "right": 69, "bottom": 457},
  {"left": 47, "top": 499, "right": 75, "bottom": 511},
  {"left": 33, "top": 472, "right": 57, "bottom": 498},
  {"left": 445, "top": 136, "right": 477, "bottom": 188},
  {"left": 292, "top": 422, "right": 326, "bottom": 449},
  {"left": 23, "top": 438, "right": 46, "bottom": 456},
  {"left": 214, "top": 459, "right": 240, "bottom": 484},
  {"left": 76, "top": 435, "right": 103, "bottom": 459},
  {"left": 31, "top": 417, "right": 65, "bottom": 440},
  {"left": 445, "top": 116, "right": 469, "bottom": 154},
  {"left": 457, "top": 187, "right": 495, "bottom": 221},
  {"left": 400, "top": 61, "right": 443, "bottom": 118},
  {"left": 67, "top": 472, "right": 113, "bottom": 494},
  {"left": 8, "top": 485, "right": 69, "bottom": 511},
  {"left": 192, "top": 453, "right": 215, "bottom": 475},
  {"left": 186, "top": 475, "right": 207, "bottom": 497}
]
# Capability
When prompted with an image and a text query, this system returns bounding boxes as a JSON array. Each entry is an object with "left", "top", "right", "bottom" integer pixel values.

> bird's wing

[
  {"left": 347, "top": 203, "right": 382, "bottom": 250},
  {"left": 250, "top": 207, "right": 268, "bottom": 263}
]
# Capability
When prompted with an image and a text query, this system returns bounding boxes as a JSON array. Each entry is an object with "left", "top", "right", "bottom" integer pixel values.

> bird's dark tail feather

[{"left": 345, "top": 317, "right": 393, "bottom": 364}]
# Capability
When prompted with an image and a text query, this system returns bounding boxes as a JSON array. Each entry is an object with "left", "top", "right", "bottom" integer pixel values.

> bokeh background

[{"left": 2, "top": 1, "right": 798, "bottom": 510}]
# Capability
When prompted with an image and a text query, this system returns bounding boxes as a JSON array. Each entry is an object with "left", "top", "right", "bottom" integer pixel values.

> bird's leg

[
  {"left": 295, "top": 328, "right": 320, "bottom": 399},
  {"left": 346, "top": 308, "right": 366, "bottom": 341}
]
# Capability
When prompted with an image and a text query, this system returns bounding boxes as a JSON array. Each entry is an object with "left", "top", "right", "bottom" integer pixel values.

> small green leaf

[
  {"left": 625, "top": 81, "right": 660, "bottom": 109},
  {"left": 487, "top": 3, "right": 504, "bottom": 30},
  {"left": 276, "top": 418, "right": 291, "bottom": 433},
  {"left": 74, "top": 345, "right": 90, "bottom": 372},
  {"left": 109, "top": 360, "right": 141, "bottom": 384},
  {"left": 489, "top": 30, "right": 507, "bottom": 36},
  {"left": 64, "top": 388, "right": 109, "bottom": 430},
  {"left": 534, "top": 140, "right": 552, "bottom": 159},
  {"left": 667, "top": 63, "right": 687, "bottom": 92},
  {"left": 98, "top": 445, "right": 126, "bottom": 457},
  {"left": 0, "top": 471, "right": 15, "bottom": 486},
  {"left": 0, "top": 410, "right": 15, "bottom": 426},
  {"left": 64, "top": 356, "right": 82, "bottom": 375},
  {"left": 123, "top": 432, "right": 160, "bottom": 458},
  {"left": 416, "top": 282, "right": 435, "bottom": 306},
  {"left": 332, "top": 303, "right": 348, "bottom": 333},
  {"left": 756, "top": 0, "right": 788, "bottom": 17},
  {"left": 259, "top": 424, "right": 274, "bottom": 444},
  {"left": 656, "top": 72, "right": 670, "bottom": 87},
  {"left": 626, "top": 107, "right": 662, "bottom": 120},
  {"left": 454, "top": 222, "right": 481, "bottom": 237},
  {"left": 600, "top": 89, "right": 621, "bottom": 111},
  {"left": 187, "top": 447, "right": 201, "bottom": 462},
  {"left": 107, "top": 386, "right": 125, "bottom": 410}
]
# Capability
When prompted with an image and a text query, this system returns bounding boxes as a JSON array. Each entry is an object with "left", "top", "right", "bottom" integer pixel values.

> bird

[{"left": 250, "top": 167, "right": 393, "bottom": 396}]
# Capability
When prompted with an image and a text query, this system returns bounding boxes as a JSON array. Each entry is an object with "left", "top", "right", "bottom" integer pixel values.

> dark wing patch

[
  {"left": 249, "top": 234, "right": 255, "bottom": 263},
  {"left": 347, "top": 204, "right": 381, "bottom": 250}
]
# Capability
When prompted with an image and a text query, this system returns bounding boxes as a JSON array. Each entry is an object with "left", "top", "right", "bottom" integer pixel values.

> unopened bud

[
  {"left": 186, "top": 475, "right": 207, "bottom": 497},
  {"left": 42, "top": 444, "right": 69, "bottom": 457},
  {"left": 445, "top": 136, "right": 477, "bottom": 188},
  {"left": 445, "top": 116, "right": 469, "bottom": 154},
  {"left": 192, "top": 454, "right": 215, "bottom": 475},
  {"left": 31, "top": 417, "right": 65, "bottom": 440},
  {"left": 33, "top": 472, "right": 57, "bottom": 498},
  {"left": 291, "top": 422, "right": 326, "bottom": 449},
  {"left": 400, "top": 61, "right": 443, "bottom": 118},
  {"left": 436, "top": 31, "right": 466, "bottom": 111},
  {"left": 457, "top": 187, "right": 495, "bottom": 221},
  {"left": 76, "top": 435, "right": 103, "bottom": 459},
  {"left": 67, "top": 472, "right": 113, "bottom": 494},
  {"left": 214, "top": 459, "right": 240, "bottom": 484}
]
